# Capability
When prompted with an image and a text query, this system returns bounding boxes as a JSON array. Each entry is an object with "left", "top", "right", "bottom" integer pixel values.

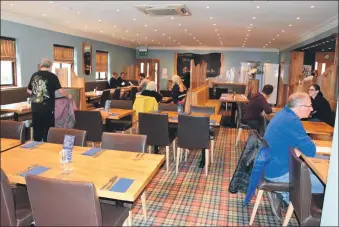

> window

[
  {"left": 95, "top": 51, "right": 108, "bottom": 80},
  {"left": 53, "top": 44, "right": 74, "bottom": 87},
  {"left": 321, "top": 63, "right": 326, "bottom": 74},
  {"left": 1, "top": 37, "right": 16, "bottom": 86}
]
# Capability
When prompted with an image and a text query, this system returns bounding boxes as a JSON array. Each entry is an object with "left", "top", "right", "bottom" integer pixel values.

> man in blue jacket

[{"left": 264, "top": 92, "right": 324, "bottom": 219}]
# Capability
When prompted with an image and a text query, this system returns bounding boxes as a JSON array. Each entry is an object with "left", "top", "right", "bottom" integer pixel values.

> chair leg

[
  {"left": 92, "top": 142, "right": 95, "bottom": 147},
  {"left": 184, "top": 149, "right": 188, "bottom": 162},
  {"left": 30, "top": 127, "right": 33, "bottom": 141},
  {"left": 235, "top": 128, "right": 243, "bottom": 146},
  {"left": 205, "top": 149, "right": 209, "bottom": 176},
  {"left": 176, "top": 147, "right": 181, "bottom": 174},
  {"left": 166, "top": 146, "right": 170, "bottom": 172},
  {"left": 141, "top": 191, "right": 147, "bottom": 221},
  {"left": 172, "top": 140, "right": 176, "bottom": 162},
  {"left": 128, "top": 210, "right": 132, "bottom": 226},
  {"left": 249, "top": 189, "right": 263, "bottom": 225},
  {"left": 148, "top": 146, "right": 152, "bottom": 154},
  {"left": 211, "top": 140, "right": 215, "bottom": 164},
  {"left": 129, "top": 128, "right": 132, "bottom": 134},
  {"left": 282, "top": 203, "right": 294, "bottom": 226}
]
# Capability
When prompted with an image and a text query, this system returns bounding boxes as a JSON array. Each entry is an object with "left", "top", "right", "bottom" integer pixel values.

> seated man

[
  {"left": 243, "top": 84, "right": 273, "bottom": 132},
  {"left": 264, "top": 92, "right": 324, "bottom": 219},
  {"left": 109, "top": 72, "right": 121, "bottom": 89},
  {"left": 138, "top": 73, "right": 149, "bottom": 92}
]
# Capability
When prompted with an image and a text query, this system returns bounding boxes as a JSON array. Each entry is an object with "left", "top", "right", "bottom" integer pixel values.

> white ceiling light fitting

[{"left": 135, "top": 4, "right": 192, "bottom": 17}]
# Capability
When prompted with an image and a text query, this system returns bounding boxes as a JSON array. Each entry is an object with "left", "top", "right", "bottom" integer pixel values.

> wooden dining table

[
  {"left": 0, "top": 138, "right": 22, "bottom": 152},
  {"left": 314, "top": 140, "right": 332, "bottom": 155},
  {"left": 301, "top": 154, "right": 329, "bottom": 184},
  {"left": 1, "top": 142, "right": 165, "bottom": 224},
  {"left": 0, "top": 101, "right": 31, "bottom": 114},
  {"left": 301, "top": 121, "right": 334, "bottom": 136},
  {"left": 92, "top": 108, "right": 135, "bottom": 124},
  {"left": 160, "top": 111, "right": 222, "bottom": 126},
  {"left": 219, "top": 93, "right": 249, "bottom": 103}
]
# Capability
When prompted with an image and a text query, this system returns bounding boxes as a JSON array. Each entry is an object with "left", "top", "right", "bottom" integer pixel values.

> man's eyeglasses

[
  {"left": 308, "top": 89, "right": 316, "bottom": 91},
  {"left": 299, "top": 104, "right": 313, "bottom": 108}
]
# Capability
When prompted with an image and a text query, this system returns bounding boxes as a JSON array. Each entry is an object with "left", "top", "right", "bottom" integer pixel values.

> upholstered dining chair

[
  {"left": 25, "top": 174, "right": 129, "bottom": 226},
  {"left": 0, "top": 120, "right": 26, "bottom": 144},
  {"left": 47, "top": 127, "right": 87, "bottom": 147},
  {"left": 101, "top": 132, "right": 146, "bottom": 153}
]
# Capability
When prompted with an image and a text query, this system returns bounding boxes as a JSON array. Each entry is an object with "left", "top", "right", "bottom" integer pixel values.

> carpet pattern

[{"left": 130, "top": 127, "right": 298, "bottom": 226}]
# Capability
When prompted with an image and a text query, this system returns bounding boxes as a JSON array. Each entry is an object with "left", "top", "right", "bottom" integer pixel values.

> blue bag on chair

[{"left": 243, "top": 146, "right": 271, "bottom": 206}]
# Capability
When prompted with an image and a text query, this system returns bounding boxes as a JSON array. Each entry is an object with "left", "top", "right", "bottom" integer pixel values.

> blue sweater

[{"left": 264, "top": 106, "right": 316, "bottom": 178}]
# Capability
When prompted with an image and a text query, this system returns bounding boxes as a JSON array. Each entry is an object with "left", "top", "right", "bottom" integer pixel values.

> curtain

[
  {"left": 1, "top": 39, "right": 16, "bottom": 61},
  {"left": 53, "top": 46, "right": 74, "bottom": 63},
  {"left": 96, "top": 51, "right": 108, "bottom": 72}
]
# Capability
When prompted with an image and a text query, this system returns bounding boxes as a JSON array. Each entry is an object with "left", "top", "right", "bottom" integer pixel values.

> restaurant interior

[{"left": 0, "top": 1, "right": 338, "bottom": 226}]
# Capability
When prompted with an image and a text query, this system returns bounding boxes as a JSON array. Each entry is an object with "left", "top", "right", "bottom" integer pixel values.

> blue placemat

[
  {"left": 109, "top": 178, "right": 134, "bottom": 193},
  {"left": 20, "top": 141, "right": 42, "bottom": 149},
  {"left": 82, "top": 147, "right": 102, "bottom": 156},
  {"left": 108, "top": 113, "right": 119, "bottom": 117},
  {"left": 170, "top": 117, "right": 178, "bottom": 121},
  {"left": 210, "top": 120, "right": 216, "bottom": 124},
  {"left": 19, "top": 166, "right": 50, "bottom": 177}
]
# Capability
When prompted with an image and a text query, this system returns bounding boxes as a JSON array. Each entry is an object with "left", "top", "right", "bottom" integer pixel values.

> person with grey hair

[
  {"left": 141, "top": 81, "right": 162, "bottom": 103},
  {"left": 27, "top": 58, "right": 71, "bottom": 142},
  {"left": 262, "top": 92, "right": 323, "bottom": 219}
]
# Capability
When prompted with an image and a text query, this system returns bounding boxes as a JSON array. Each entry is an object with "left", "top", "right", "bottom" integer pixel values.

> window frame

[
  {"left": 95, "top": 50, "right": 108, "bottom": 80},
  {"left": 1, "top": 36, "right": 17, "bottom": 87},
  {"left": 95, "top": 72, "right": 107, "bottom": 80}
]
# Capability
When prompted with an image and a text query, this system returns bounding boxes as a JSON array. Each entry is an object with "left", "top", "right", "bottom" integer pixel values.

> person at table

[
  {"left": 109, "top": 72, "right": 121, "bottom": 89},
  {"left": 27, "top": 58, "right": 72, "bottom": 142},
  {"left": 182, "top": 66, "right": 191, "bottom": 89},
  {"left": 171, "top": 75, "right": 186, "bottom": 104},
  {"left": 263, "top": 92, "right": 323, "bottom": 219},
  {"left": 119, "top": 72, "right": 128, "bottom": 87},
  {"left": 138, "top": 73, "right": 150, "bottom": 92},
  {"left": 141, "top": 81, "right": 162, "bottom": 103},
  {"left": 243, "top": 84, "right": 273, "bottom": 132},
  {"left": 308, "top": 84, "right": 333, "bottom": 124}
]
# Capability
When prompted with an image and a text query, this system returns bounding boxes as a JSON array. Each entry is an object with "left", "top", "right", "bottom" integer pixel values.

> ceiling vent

[{"left": 135, "top": 4, "right": 191, "bottom": 17}]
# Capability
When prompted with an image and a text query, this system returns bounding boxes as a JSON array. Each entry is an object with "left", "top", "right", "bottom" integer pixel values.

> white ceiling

[{"left": 1, "top": 1, "right": 338, "bottom": 51}]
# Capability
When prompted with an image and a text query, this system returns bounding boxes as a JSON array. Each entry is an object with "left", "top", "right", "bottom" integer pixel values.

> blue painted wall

[
  {"left": 1, "top": 20, "right": 136, "bottom": 87},
  {"left": 136, "top": 49, "right": 279, "bottom": 89}
]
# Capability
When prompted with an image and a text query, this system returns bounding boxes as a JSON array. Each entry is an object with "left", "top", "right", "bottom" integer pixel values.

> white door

[{"left": 263, "top": 63, "right": 279, "bottom": 105}]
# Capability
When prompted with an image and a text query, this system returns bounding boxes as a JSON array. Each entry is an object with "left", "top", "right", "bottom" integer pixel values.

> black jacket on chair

[{"left": 229, "top": 130, "right": 268, "bottom": 194}]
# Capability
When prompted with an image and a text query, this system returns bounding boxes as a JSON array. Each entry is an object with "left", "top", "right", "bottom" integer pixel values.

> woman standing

[{"left": 308, "top": 84, "right": 332, "bottom": 124}]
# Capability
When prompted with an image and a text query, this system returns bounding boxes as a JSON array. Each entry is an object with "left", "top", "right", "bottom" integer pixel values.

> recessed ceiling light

[
  {"left": 189, "top": 34, "right": 192, "bottom": 35},
  {"left": 277, "top": 34, "right": 279, "bottom": 36},
  {"left": 322, "top": 49, "right": 324, "bottom": 51},
  {"left": 136, "top": 33, "right": 139, "bottom": 36},
  {"left": 199, "top": 43, "right": 202, "bottom": 44},
  {"left": 42, "top": 13, "right": 46, "bottom": 16},
  {"left": 170, "top": 17, "right": 174, "bottom": 20},
  {"left": 252, "top": 17, "right": 256, "bottom": 19},
  {"left": 256, "top": 6, "right": 260, "bottom": 9},
  {"left": 269, "top": 42, "right": 271, "bottom": 43},
  {"left": 213, "top": 24, "right": 216, "bottom": 26},
  {"left": 206, "top": 6, "right": 210, "bottom": 9},
  {"left": 113, "top": 25, "right": 116, "bottom": 28},
  {"left": 219, "top": 37, "right": 221, "bottom": 39},
  {"left": 178, "top": 43, "right": 181, "bottom": 45},
  {"left": 76, "top": 11, "right": 80, "bottom": 14},
  {"left": 272, "top": 38, "right": 275, "bottom": 40},
  {"left": 217, "top": 34, "right": 219, "bottom": 36},
  {"left": 145, "top": 37, "right": 147, "bottom": 39},
  {"left": 289, "top": 24, "right": 292, "bottom": 26},
  {"left": 98, "top": 19, "right": 102, "bottom": 22},
  {"left": 178, "top": 24, "right": 181, "bottom": 26},
  {"left": 310, "top": 6, "right": 315, "bottom": 8},
  {"left": 215, "top": 29, "right": 218, "bottom": 31},
  {"left": 246, "top": 34, "right": 249, "bottom": 36},
  {"left": 133, "top": 18, "right": 136, "bottom": 21},
  {"left": 168, "top": 37, "right": 171, "bottom": 39},
  {"left": 122, "top": 37, "right": 125, "bottom": 40},
  {"left": 250, "top": 24, "right": 253, "bottom": 26},
  {"left": 100, "top": 31, "right": 103, "bottom": 33},
  {"left": 112, "top": 33, "right": 115, "bottom": 36},
  {"left": 296, "top": 17, "right": 300, "bottom": 20},
  {"left": 116, "top": 9, "right": 120, "bottom": 12},
  {"left": 174, "top": 40, "right": 176, "bottom": 42},
  {"left": 67, "top": 21, "right": 70, "bottom": 24},
  {"left": 162, "top": 33, "right": 165, "bottom": 36},
  {"left": 184, "top": 29, "right": 187, "bottom": 32},
  {"left": 193, "top": 37, "right": 196, "bottom": 39},
  {"left": 210, "top": 17, "right": 213, "bottom": 19},
  {"left": 49, "top": 1, "right": 53, "bottom": 3},
  {"left": 158, "top": 42, "right": 160, "bottom": 44},
  {"left": 154, "top": 29, "right": 157, "bottom": 32},
  {"left": 151, "top": 40, "right": 154, "bottom": 41},
  {"left": 248, "top": 30, "right": 251, "bottom": 32},
  {"left": 245, "top": 37, "right": 247, "bottom": 40},
  {"left": 144, "top": 24, "right": 148, "bottom": 27},
  {"left": 125, "top": 30, "right": 129, "bottom": 32},
  {"left": 282, "top": 30, "right": 285, "bottom": 32},
  {"left": 85, "top": 25, "right": 87, "bottom": 29}
]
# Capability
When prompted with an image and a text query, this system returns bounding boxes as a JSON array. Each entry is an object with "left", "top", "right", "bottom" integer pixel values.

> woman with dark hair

[{"left": 308, "top": 84, "right": 332, "bottom": 124}]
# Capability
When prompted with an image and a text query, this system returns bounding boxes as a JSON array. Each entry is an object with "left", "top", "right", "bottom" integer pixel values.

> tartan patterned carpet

[{"left": 130, "top": 127, "right": 298, "bottom": 226}]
